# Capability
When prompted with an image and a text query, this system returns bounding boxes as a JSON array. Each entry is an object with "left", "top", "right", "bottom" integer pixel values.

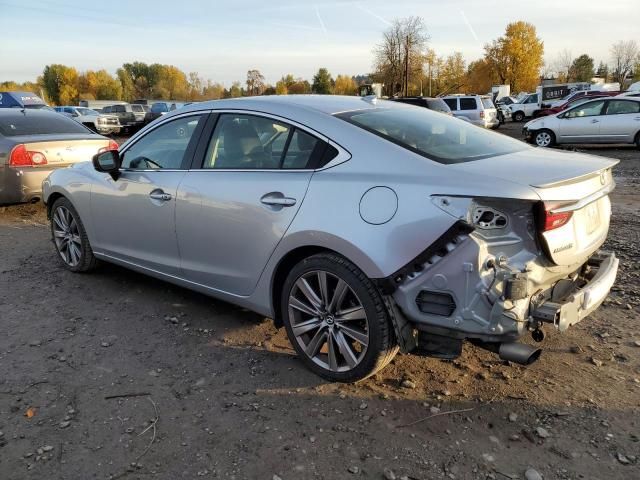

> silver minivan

[{"left": 442, "top": 95, "right": 500, "bottom": 129}]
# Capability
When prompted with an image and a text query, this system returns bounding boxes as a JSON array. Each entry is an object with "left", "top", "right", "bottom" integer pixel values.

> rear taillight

[
  {"left": 541, "top": 204, "right": 573, "bottom": 231},
  {"left": 9, "top": 144, "right": 48, "bottom": 166},
  {"left": 97, "top": 140, "right": 119, "bottom": 154},
  {"left": 480, "top": 110, "right": 485, "bottom": 118}
]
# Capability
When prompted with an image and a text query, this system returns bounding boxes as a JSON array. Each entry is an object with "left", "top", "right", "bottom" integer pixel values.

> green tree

[
  {"left": 484, "top": 21, "right": 544, "bottom": 92},
  {"left": 570, "top": 54, "right": 595, "bottom": 82},
  {"left": 228, "top": 81, "right": 243, "bottom": 98},
  {"left": 312, "top": 68, "right": 333, "bottom": 94}
]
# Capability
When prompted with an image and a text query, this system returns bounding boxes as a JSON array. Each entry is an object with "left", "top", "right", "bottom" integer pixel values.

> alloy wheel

[
  {"left": 52, "top": 206, "right": 82, "bottom": 267},
  {"left": 288, "top": 270, "right": 369, "bottom": 372},
  {"left": 535, "top": 131, "right": 552, "bottom": 147}
]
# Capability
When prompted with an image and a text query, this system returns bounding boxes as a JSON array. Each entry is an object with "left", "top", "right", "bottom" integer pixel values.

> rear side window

[
  {"left": 102, "top": 106, "right": 112, "bottom": 113},
  {"left": 606, "top": 100, "right": 640, "bottom": 114},
  {"left": 0, "top": 112, "right": 90, "bottom": 136},
  {"left": 443, "top": 98, "right": 458, "bottom": 110},
  {"left": 282, "top": 130, "right": 322, "bottom": 169},
  {"left": 459, "top": 98, "right": 477, "bottom": 110}
]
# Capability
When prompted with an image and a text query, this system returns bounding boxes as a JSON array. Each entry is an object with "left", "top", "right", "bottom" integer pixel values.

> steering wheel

[{"left": 128, "top": 156, "right": 162, "bottom": 169}]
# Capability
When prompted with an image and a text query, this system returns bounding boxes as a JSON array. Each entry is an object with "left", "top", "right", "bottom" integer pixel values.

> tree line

[
  {"left": 372, "top": 17, "right": 640, "bottom": 97},
  {"left": 2, "top": 18, "right": 639, "bottom": 105},
  {"left": 0, "top": 62, "right": 360, "bottom": 106}
]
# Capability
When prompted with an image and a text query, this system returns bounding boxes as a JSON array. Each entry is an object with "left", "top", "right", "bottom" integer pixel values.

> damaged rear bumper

[{"left": 531, "top": 251, "right": 618, "bottom": 331}]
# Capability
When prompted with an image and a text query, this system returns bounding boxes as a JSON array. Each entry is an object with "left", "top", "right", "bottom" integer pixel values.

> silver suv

[{"left": 442, "top": 95, "right": 499, "bottom": 129}]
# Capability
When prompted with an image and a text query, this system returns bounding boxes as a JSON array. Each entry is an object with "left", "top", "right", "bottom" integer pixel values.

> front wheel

[
  {"left": 281, "top": 253, "right": 398, "bottom": 382},
  {"left": 513, "top": 111, "right": 525, "bottom": 122},
  {"left": 50, "top": 197, "right": 98, "bottom": 272},
  {"left": 534, "top": 129, "right": 555, "bottom": 148}
]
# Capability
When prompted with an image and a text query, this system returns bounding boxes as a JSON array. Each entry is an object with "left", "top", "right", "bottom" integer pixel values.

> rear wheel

[
  {"left": 281, "top": 253, "right": 398, "bottom": 382},
  {"left": 51, "top": 197, "right": 97, "bottom": 272},
  {"left": 534, "top": 129, "right": 555, "bottom": 148},
  {"left": 513, "top": 111, "right": 525, "bottom": 122}
]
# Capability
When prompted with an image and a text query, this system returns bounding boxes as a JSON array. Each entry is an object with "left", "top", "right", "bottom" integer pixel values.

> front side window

[
  {"left": 525, "top": 94, "right": 538, "bottom": 104},
  {"left": 564, "top": 100, "right": 605, "bottom": 118},
  {"left": 606, "top": 100, "right": 640, "bottom": 115},
  {"left": 459, "top": 98, "right": 477, "bottom": 110},
  {"left": 204, "top": 114, "right": 292, "bottom": 169},
  {"left": 121, "top": 115, "right": 203, "bottom": 169},
  {"left": 77, "top": 108, "right": 97, "bottom": 116},
  {"left": 113, "top": 105, "right": 126, "bottom": 113},
  {"left": 337, "top": 107, "right": 528, "bottom": 164}
]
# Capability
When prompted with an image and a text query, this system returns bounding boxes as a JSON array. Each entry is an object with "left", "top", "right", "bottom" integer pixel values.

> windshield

[
  {"left": 336, "top": 107, "right": 528, "bottom": 164},
  {"left": 151, "top": 103, "right": 169, "bottom": 113},
  {"left": 0, "top": 112, "right": 90, "bottom": 136},
  {"left": 425, "top": 98, "right": 451, "bottom": 113},
  {"left": 77, "top": 108, "right": 98, "bottom": 116}
]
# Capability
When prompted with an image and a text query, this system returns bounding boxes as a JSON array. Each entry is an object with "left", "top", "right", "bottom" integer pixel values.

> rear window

[
  {"left": 131, "top": 105, "right": 143, "bottom": 112},
  {"left": 481, "top": 98, "right": 494, "bottom": 109},
  {"left": 113, "top": 105, "right": 126, "bottom": 113},
  {"left": 336, "top": 107, "right": 528, "bottom": 164},
  {"left": 151, "top": 103, "right": 169, "bottom": 113},
  {"left": 459, "top": 98, "right": 478, "bottom": 110},
  {"left": 0, "top": 112, "right": 90, "bottom": 136}
]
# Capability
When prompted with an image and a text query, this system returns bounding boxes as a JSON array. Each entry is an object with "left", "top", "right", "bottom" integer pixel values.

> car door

[
  {"left": 176, "top": 112, "right": 331, "bottom": 296},
  {"left": 598, "top": 99, "right": 640, "bottom": 142},
  {"left": 523, "top": 94, "right": 539, "bottom": 116},
  {"left": 91, "top": 113, "right": 206, "bottom": 275},
  {"left": 557, "top": 99, "right": 606, "bottom": 143}
]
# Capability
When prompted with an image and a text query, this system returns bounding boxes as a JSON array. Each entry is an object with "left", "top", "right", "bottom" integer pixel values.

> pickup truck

[
  {"left": 102, "top": 104, "right": 145, "bottom": 132},
  {"left": 54, "top": 106, "right": 121, "bottom": 135}
]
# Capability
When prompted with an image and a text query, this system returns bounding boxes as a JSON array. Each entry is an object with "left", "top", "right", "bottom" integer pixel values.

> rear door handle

[
  {"left": 260, "top": 192, "right": 296, "bottom": 207},
  {"left": 634, "top": 117, "right": 640, "bottom": 121},
  {"left": 149, "top": 190, "right": 172, "bottom": 201},
  {"left": 590, "top": 119, "right": 599, "bottom": 123}
]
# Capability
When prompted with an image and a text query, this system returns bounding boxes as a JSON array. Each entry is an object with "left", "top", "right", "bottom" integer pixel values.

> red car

[{"left": 534, "top": 92, "right": 619, "bottom": 117}]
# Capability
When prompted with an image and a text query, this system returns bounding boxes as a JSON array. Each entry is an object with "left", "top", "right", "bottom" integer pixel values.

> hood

[{"left": 448, "top": 147, "right": 618, "bottom": 200}]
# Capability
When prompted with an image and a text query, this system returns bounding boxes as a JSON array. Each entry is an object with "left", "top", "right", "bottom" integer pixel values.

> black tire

[
  {"left": 281, "top": 253, "right": 398, "bottom": 382},
  {"left": 533, "top": 129, "right": 556, "bottom": 148},
  {"left": 513, "top": 111, "right": 525, "bottom": 122},
  {"left": 50, "top": 197, "right": 98, "bottom": 272},
  {"left": 635, "top": 131, "right": 640, "bottom": 150}
]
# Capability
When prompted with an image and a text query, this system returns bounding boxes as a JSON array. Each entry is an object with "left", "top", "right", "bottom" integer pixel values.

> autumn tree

[
  {"left": 610, "top": 40, "right": 639, "bottom": 85},
  {"left": 373, "top": 16, "right": 429, "bottom": 96},
  {"left": 275, "top": 74, "right": 295, "bottom": 94},
  {"left": 227, "top": 81, "right": 243, "bottom": 98},
  {"left": 288, "top": 79, "right": 311, "bottom": 94},
  {"left": 333, "top": 75, "right": 357, "bottom": 95},
  {"left": 312, "top": 68, "right": 333, "bottom": 94},
  {"left": 484, "top": 21, "right": 544, "bottom": 92},
  {"left": 246, "top": 69, "right": 265, "bottom": 96},
  {"left": 78, "top": 70, "right": 122, "bottom": 100},
  {"left": 466, "top": 59, "right": 496, "bottom": 95},
  {"left": 41, "top": 64, "right": 79, "bottom": 105},
  {"left": 438, "top": 52, "right": 466, "bottom": 93},
  {"left": 202, "top": 80, "right": 225, "bottom": 100},
  {"left": 570, "top": 54, "right": 595, "bottom": 82}
]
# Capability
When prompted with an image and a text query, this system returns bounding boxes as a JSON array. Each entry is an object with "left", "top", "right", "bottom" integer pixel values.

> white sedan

[{"left": 523, "top": 97, "right": 640, "bottom": 147}]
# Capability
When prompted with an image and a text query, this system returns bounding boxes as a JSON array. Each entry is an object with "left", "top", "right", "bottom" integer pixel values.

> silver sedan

[
  {"left": 43, "top": 95, "right": 618, "bottom": 382},
  {"left": 523, "top": 97, "right": 640, "bottom": 147}
]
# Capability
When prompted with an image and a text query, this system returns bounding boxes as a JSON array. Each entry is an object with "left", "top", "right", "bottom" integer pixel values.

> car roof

[{"left": 179, "top": 95, "right": 409, "bottom": 116}]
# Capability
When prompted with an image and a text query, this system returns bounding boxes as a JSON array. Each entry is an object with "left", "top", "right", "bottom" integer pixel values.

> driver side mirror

[{"left": 92, "top": 150, "right": 121, "bottom": 180}]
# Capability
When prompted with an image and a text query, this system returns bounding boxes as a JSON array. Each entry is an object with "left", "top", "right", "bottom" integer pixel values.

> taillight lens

[
  {"left": 97, "top": 139, "right": 119, "bottom": 154},
  {"left": 9, "top": 144, "right": 48, "bottom": 166},
  {"left": 480, "top": 110, "right": 485, "bottom": 118},
  {"left": 541, "top": 205, "right": 573, "bottom": 231}
]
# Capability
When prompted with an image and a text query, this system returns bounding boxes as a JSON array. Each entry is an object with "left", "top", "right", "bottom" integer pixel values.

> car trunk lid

[
  {"left": 7, "top": 134, "right": 110, "bottom": 167},
  {"left": 449, "top": 148, "right": 618, "bottom": 265}
]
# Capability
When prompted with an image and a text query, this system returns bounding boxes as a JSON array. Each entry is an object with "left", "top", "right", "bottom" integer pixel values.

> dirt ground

[{"left": 0, "top": 123, "right": 638, "bottom": 480}]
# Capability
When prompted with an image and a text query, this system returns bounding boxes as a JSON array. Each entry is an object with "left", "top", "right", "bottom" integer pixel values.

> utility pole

[{"left": 404, "top": 34, "right": 410, "bottom": 97}]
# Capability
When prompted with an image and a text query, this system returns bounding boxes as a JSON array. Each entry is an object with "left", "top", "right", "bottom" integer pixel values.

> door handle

[
  {"left": 590, "top": 119, "right": 599, "bottom": 123},
  {"left": 260, "top": 192, "right": 296, "bottom": 207},
  {"left": 634, "top": 117, "right": 640, "bottom": 121},
  {"left": 149, "top": 190, "right": 172, "bottom": 201}
]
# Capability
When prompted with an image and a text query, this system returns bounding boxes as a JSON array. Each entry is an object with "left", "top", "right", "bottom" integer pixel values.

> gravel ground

[{"left": 0, "top": 122, "right": 638, "bottom": 480}]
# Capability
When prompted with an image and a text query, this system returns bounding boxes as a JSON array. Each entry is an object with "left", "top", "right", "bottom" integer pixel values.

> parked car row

[{"left": 54, "top": 106, "right": 122, "bottom": 135}]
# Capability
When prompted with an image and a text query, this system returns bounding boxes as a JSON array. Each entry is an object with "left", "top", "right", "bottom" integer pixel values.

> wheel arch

[{"left": 268, "top": 237, "right": 384, "bottom": 327}]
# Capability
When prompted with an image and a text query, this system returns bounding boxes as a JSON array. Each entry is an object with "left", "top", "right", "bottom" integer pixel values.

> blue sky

[{"left": 1, "top": 0, "right": 638, "bottom": 85}]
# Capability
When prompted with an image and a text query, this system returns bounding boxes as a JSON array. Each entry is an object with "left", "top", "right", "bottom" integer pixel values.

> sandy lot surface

[{"left": 0, "top": 123, "right": 638, "bottom": 479}]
